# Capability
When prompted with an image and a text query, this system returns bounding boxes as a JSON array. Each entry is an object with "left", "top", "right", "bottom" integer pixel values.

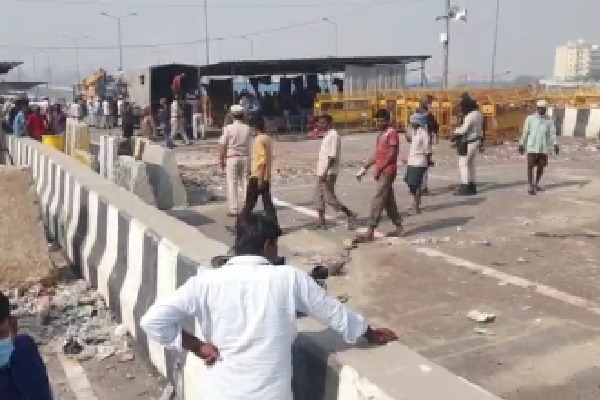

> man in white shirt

[
  {"left": 102, "top": 98, "right": 110, "bottom": 128},
  {"left": 315, "top": 114, "right": 357, "bottom": 229},
  {"left": 117, "top": 98, "right": 124, "bottom": 127},
  {"left": 403, "top": 112, "right": 431, "bottom": 214},
  {"left": 452, "top": 96, "right": 483, "bottom": 196},
  {"left": 69, "top": 101, "right": 82, "bottom": 120},
  {"left": 141, "top": 213, "right": 397, "bottom": 400},
  {"left": 171, "top": 98, "right": 191, "bottom": 145},
  {"left": 218, "top": 104, "right": 251, "bottom": 216}
]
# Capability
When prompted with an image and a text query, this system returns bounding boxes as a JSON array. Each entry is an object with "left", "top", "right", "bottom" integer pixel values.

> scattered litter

[
  {"left": 119, "top": 351, "right": 135, "bottom": 363},
  {"left": 534, "top": 318, "right": 543, "bottom": 325},
  {"left": 63, "top": 337, "right": 84, "bottom": 355},
  {"left": 419, "top": 364, "right": 432, "bottom": 373},
  {"left": 126, "top": 373, "right": 135, "bottom": 380},
  {"left": 497, "top": 281, "right": 508, "bottom": 286},
  {"left": 337, "top": 294, "right": 350, "bottom": 303},
  {"left": 114, "top": 324, "right": 129, "bottom": 338},
  {"left": 474, "top": 327, "right": 494, "bottom": 335},
  {"left": 470, "top": 240, "right": 492, "bottom": 246},
  {"left": 467, "top": 310, "right": 496, "bottom": 323},
  {"left": 517, "top": 257, "right": 527, "bottom": 263},
  {"left": 343, "top": 239, "right": 357, "bottom": 250},
  {"left": 456, "top": 226, "right": 463, "bottom": 232},
  {"left": 95, "top": 345, "right": 116, "bottom": 361},
  {"left": 407, "top": 236, "right": 451, "bottom": 245}
]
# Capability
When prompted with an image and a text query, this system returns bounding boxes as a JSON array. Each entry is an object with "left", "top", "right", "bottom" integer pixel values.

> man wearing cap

[
  {"left": 219, "top": 104, "right": 252, "bottom": 216},
  {"left": 452, "top": 96, "right": 483, "bottom": 196},
  {"left": 518, "top": 100, "right": 559, "bottom": 195}
]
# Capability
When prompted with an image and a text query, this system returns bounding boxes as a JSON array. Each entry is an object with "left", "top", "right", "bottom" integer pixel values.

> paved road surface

[{"left": 173, "top": 134, "right": 600, "bottom": 400}]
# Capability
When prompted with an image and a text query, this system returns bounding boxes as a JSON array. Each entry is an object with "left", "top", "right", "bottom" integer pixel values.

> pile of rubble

[{"left": 11, "top": 279, "right": 134, "bottom": 363}]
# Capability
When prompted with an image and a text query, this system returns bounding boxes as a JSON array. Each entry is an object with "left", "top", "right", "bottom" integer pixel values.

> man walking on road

[
  {"left": 519, "top": 99, "right": 559, "bottom": 195},
  {"left": 219, "top": 104, "right": 251, "bottom": 217},
  {"left": 356, "top": 109, "right": 404, "bottom": 241},
  {"left": 314, "top": 114, "right": 357, "bottom": 229},
  {"left": 241, "top": 119, "right": 278, "bottom": 226},
  {"left": 419, "top": 95, "right": 439, "bottom": 195},
  {"left": 141, "top": 213, "right": 397, "bottom": 400}
]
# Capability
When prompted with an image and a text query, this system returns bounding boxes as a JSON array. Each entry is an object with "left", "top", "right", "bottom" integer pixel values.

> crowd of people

[
  {"left": 0, "top": 88, "right": 558, "bottom": 400},
  {"left": 216, "top": 91, "right": 558, "bottom": 240},
  {"left": 0, "top": 98, "right": 67, "bottom": 141}
]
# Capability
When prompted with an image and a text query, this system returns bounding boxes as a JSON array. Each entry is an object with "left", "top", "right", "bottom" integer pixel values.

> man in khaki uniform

[{"left": 219, "top": 105, "right": 251, "bottom": 216}]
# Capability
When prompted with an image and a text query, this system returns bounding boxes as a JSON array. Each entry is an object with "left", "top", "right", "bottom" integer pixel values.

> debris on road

[
  {"left": 467, "top": 310, "right": 496, "bottom": 323},
  {"left": 474, "top": 327, "right": 494, "bottom": 335}
]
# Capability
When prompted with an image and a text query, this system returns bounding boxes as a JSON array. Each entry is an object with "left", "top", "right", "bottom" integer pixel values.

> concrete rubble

[{"left": 10, "top": 278, "right": 135, "bottom": 364}]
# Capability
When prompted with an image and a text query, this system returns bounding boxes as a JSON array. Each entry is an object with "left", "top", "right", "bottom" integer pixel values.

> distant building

[{"left": 554, "top": 39, "right": 600, "bottom": 82}]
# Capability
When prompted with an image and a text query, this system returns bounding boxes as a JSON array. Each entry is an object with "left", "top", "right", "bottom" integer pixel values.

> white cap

[
  {"left": 536, "top": 99, "right": 548, "bottom": 108},
  {"left": 230, "top": 104, "right": 244, "bottom": 114}
]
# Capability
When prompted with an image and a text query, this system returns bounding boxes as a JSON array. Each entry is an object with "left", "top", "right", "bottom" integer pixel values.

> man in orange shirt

[
  {"left": 171, "top": 73, "right": 186, "bottom": 99},
  {"left": 26, "top": 107, "right": 47, "bottom": 141}
]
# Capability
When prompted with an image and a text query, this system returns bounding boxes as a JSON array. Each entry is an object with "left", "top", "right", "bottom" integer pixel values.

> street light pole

[
  {"left": 242, "top": 36, "right": 254, "bottom": 59},
  {"left": 490, "top": 0, "right": 500, "bottom": 86},
  {"left": 204, "top": 0, "right": 210, "bottom": 64},
  {"left": 100, "top": 12, "right": 137, "bottom": 72},
  {"left": 443, "top": 0, "right": 450, "bottom": 89},
  {"left": 322, "top": 18, "right": 338, "bottom": 57},
  {"left": 63, "top": 34, "right": 89, "bottom": 84}
]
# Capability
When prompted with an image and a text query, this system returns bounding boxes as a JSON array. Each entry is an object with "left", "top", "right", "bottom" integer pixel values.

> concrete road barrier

[
  {"left": 141, "top": 143, "right": 187, "bottom": 210},
  {"left": 7, "top": 136, "right": 501, "bottom": 400},
  {"left": 548, "top": 107, "right": 600, "bottom": 138}
]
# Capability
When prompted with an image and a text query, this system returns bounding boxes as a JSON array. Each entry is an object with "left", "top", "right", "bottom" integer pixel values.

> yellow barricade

[{"left": 42, "top": 135, "right": 64, "bottom": 152}]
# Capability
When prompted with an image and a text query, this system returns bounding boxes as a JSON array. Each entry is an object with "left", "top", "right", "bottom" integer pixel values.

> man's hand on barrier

[
  {"left": 555, "top": 144, "right": 560, "bottom": 155},
  {"left": 518, "top": 145, "right": 525, "bottom": 155},
  {"left": 364, "top": 326, "right": 398, "bottom": 345}
]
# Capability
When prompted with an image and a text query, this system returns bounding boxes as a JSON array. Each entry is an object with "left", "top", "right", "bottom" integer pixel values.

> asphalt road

[{"left": 173, "top": 134, "right": 600, "bottom": 400}]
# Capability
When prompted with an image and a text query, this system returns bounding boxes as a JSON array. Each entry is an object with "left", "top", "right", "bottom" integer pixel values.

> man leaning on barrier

[{"left": 141, "top": 213, "right": 397, "bottom": 400}]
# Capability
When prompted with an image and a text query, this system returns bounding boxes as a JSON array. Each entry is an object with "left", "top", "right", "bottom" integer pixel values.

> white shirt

[
  {"left": 117, "top": 99, "right": 124, "bottom": 115},
  {"left": 69, "top": 103, "right": 81, "bottom": 118},
  {"left": 171, "top": 100, "right": 181, "bottom": 118},
  {"left": 219, "top": 120, "right": 251, "bottom": 157},
  {"left": 407, "top": 126, "right": 431, "bottom": 167},
  {"left": 454, "top": 110, "right": 483, "bottom": 142},
  {"left": 316, "top": 129, "right": 341, "bottom": 176},
  {"left": 140, "top": 256, "right": 368, "bottom": 400},
  {"left": 102, "top": 100, "right": 110, "bottom": 115}
]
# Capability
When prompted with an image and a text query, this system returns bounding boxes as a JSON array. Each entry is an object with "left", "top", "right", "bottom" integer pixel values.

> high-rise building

[{"left": 554, "top": 39, "right": 600, "bottom": 82}]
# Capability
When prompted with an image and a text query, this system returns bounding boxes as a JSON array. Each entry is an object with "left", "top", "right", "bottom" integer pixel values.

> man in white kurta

[{"left": 141, "top": 214, "right": 397, "bottom": 400}]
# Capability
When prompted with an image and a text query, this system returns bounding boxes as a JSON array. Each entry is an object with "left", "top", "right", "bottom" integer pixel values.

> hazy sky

[{"left": 2, "top": 0, "right": 600, "bottom": 83}]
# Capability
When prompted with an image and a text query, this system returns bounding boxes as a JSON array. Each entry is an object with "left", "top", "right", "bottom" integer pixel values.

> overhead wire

[{"left": 2, "top": 0, "right": 431, "bottom": 51}]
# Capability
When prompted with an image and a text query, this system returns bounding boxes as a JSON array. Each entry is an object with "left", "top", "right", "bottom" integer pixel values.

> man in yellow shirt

[{"left": 241, "top": 119, "right": 278, "bottom": 226}]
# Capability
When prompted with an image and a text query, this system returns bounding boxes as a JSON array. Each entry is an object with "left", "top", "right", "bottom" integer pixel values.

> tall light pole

[
  {"left": 63, "top": 34, "right": 89, "bottom": 84},
  {"left": 322, "top": 18, "right": 338, "bottom": 57},
  {"left": 204, "top": 0, "right": 210, "bottom": 64},
  {"left": 100, "top": 12, "right": 137, "bottom": 72},
  {"left": 490, "top": 0, "right": 500, "bottom": 86},
  {"left": 241, "top": 36, "right": 254, "bottom": 59},
  {"left": 436, "top": 1, "right": 466, "bottom": 89}
]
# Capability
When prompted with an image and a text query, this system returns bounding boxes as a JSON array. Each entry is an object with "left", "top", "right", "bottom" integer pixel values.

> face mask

[{"left": 0, "top": 337, "right": 15, "bottom": 368}]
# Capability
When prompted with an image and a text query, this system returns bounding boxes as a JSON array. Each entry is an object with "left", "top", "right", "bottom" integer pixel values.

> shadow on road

[{"left": 406, "top": 216, "right": 474, "bottom": 236}]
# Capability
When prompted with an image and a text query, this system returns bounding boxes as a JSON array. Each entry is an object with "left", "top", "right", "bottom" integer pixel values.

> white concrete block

[
  {"left": 142, "top": 143, "right": 187, "bottom": 210},
  {"left": 114, "top": 155, "right": 157, "bottom": 206}
]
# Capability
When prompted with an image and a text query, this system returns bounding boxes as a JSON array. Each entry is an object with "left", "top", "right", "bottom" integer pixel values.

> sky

[{"left": 2, "top": 0, "right": 600, "bottom": 84}]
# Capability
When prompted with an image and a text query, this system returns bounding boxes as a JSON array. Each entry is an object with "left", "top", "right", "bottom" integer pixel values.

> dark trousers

[{"left": 242, "top": 177, "right": 278, "bottom": 224}]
